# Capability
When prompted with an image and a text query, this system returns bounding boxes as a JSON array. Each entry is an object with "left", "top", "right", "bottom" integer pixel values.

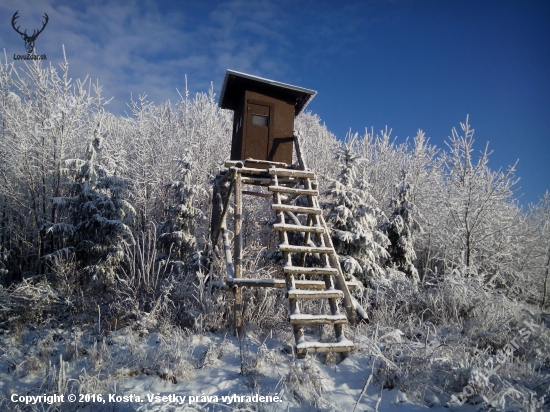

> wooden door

[{"left": 245, "top": 102, "right": 270, "bottom": 160}]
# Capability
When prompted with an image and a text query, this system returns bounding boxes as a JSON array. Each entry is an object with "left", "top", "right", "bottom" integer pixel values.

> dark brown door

[{"left": 245, "top": 103, "right": 270, "bottom": 160}]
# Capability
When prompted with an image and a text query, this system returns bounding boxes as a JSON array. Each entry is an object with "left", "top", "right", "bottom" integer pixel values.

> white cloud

[{"left": 0, "top": 0, "right": 303, "bottom": 114}]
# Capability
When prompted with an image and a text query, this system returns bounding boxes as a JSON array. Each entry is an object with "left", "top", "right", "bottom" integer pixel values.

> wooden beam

[
  {"left": 289, "top": 314, "right": 348, "bottom": 325},
  {"left": 268, "top": 185, "right": 319, "bottom": 196},
  {"left": 293, "top": 132, "right": 308, "bottom": 170},
  {"left": 226, "top": 159, "right": 294, "bottom": 168},
  {"left": 283, "top": 266, "right": 339, "bottom": 276},
  {"left": 235, "top": 167, "right": 270, "bottom": 176},
  {"left": 278, "top": 244, "right": 333, "bottom": 254},
  {"left": 210, "top": 181, "right": 222, "bottom": 249},
  {"left": 225, "top": 278, "right": 359, "bottom": 290},
  {"left": 234, "top": 171, "right": 243, "bottom": 336},
  {"left": 268, "top": 168, "right": 316, "bottom": 179},
  {"left": 295, "top": 340, "right": 354, "bottom": 355},
  {"left": 272, "top": 204, "right": 322, "bottom": 215},
  {"left": 242, "top": 190, "right": 273, "bottom": 199},
  {"left": 221, "top": 225, "right": 234, "bottom": 279},
  {"left": 287, "top": 289, "right": 344, "bottom": 299},
  {"left": 215, "top": 169, "right": 232, "bottom": 185},
  {"left": 212, "top": 169, "right": 237, "bottom": 250},
  {"left": 241, "top": 176, "right": 297, "bottom": 186},
  {"left": 273, "top": 223, "right": 325, "bottom": 233}
]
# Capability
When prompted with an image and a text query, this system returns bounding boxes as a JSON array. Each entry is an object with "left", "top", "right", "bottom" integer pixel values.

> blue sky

[{"left": 1, "top": 0, "right": 549, "bottom": 205}]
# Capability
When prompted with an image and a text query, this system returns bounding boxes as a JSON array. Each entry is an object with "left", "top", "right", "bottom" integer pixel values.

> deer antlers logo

[{"left": 11, "top": 11, "right": 49, "bottom": 54}]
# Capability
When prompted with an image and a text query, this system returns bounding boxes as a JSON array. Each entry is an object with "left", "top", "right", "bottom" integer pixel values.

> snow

[{"left": 0, "top": 327, "right": 456, "bottom": 412}]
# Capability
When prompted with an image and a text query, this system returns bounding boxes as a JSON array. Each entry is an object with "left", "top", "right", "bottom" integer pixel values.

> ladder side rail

[{"left": 312, "top": 179, "right": 357, "bottom": 325}]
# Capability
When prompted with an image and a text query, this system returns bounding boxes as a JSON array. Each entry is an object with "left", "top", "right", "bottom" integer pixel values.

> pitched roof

[{"left": 219, "top": 69, "right": 317, "bottom": 116}]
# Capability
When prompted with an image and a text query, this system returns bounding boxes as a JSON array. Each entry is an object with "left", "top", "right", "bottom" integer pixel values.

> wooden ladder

[
  {"left": 211, "top": 136, "right": 361, "bottom": 358},
  {"left": 267, "top": 166, "right": 355, "bottom": 357}
]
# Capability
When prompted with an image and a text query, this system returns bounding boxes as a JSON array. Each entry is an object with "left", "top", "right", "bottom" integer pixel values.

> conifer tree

[
  {"left": 324, "top": 133, "right": 390, "bottom": 285},
  {"left": 45, "top": 123, "right": 135, "bottom": 287},
  {"left": 382, "top": 171, "right": 421, "bottom": 283},
  {"left": 158, "top": 156, "right": 202, "bottom": 267}
]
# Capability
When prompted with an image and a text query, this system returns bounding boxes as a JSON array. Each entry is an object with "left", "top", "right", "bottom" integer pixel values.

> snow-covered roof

[{"left": 218, "top": 69, "right": 317, "bottom": 116}]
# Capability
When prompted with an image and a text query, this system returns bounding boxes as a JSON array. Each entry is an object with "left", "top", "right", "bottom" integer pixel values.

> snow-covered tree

[
  {"left": 45, "top": 123, "right": 135, "bottom": 288},
  {"left": 0, "top": 55, "right": 98, "bottom": 275},
  {"left": 382, "top": 171, "right": 421, "bottom": 283},
  {"left": 434, "top": 116, "right": 521, "bottom": 275},
  {"left": 158, "top": 156, "right": 203, "bottom": 265},
  {"left": 324, "top": 132, "right": 390, "bottom": 285},
  {"left": 294, "top": 111, "right": 339, "bottom": 190},
  {"left": 525, "top": 191, "right": 550, "bottom": 307}
]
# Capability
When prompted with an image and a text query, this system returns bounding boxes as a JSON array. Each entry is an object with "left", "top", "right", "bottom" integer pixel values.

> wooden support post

[
  {"left": 210, "top": 181, "right": 223, "bottom": 249},
  {"left": 293, "top": 131, "right": 308, "bottom": 170},
  {"left": 234, "top": 170, "right": 243, "bottom": 336},
  {"left": 221, "top": 224, "right": 234, "bottom": 279},
  {"left": 211, "top": 169, "right": 238, "bottom": 250}
]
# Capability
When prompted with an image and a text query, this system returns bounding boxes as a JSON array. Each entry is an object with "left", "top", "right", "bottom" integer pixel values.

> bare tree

[{"left": 435, "top": 116, "right": 521, "bottom": 275}]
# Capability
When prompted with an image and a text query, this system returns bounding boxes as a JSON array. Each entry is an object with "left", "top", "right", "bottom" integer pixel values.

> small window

[{"left": 251, "top": 114, "right": 268, "bottom": 126}]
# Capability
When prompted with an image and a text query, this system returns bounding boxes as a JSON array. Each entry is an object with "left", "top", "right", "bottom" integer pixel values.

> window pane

[{"left": 251, "top": 114, "right": 268, "bottom": 126}]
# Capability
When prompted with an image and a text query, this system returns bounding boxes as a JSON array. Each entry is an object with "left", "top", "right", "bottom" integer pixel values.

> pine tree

[
  {"left": 324, "top": 133, "right": 390, "bottom": 285},
  {"left": 158, "top": 156, "right": 202, "bottom": 267},
  {"left": 382, "top": 171, "right": 421, "bottom": 283},
  {"left": 45, "top": 123, "right": 135, "bottom": 287}
]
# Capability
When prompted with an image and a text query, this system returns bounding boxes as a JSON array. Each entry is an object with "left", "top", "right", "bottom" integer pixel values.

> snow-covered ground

[
  {"left": 1, "top": 277, "right": 548, "bottom": 411},
  {"left": 0, "top": 324, "right": 461, "bottom": 412}
]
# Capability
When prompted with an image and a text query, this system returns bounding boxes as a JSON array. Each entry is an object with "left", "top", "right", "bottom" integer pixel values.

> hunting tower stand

[{"left": 210, "top": 70, "right": 363, "bottom": 358}]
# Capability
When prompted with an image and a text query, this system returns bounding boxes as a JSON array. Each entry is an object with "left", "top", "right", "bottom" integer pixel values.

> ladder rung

[
  {"left": 236, "top": 167, "right": 270, "bottom": 176},
  {"left": 242, "top": 177, "right": 296, "bottom": 186},
  {"left": 287, "top": 289, "right": 343, "bottom": 299},
  {"left": 268, "top": 168, "right": 316, "bottom": 179},
  {"left": 273, "top": 223, "right": 324, "bottom": 233},
  {"left": 242, "top": 190, "right": 272, "bottom": 198},
  {"left": 225, "top": 278, "right": 359, "bottom": 290},
  {"left": 278, "top": 244, "right": 333, "bottom": 254},
  {"left": 268, "top": 186, "right": 319, "bottom": 196},
  {"left": 296, "top": 339, "right": 354, "bottom": 354},
  {"left": 226, "top": 278, "right": 280, "bottom": 288},
  {"left": 225, "top": 159, "right": 292, "bottom": 168},
  {"left": 272, "top": 204, "right": 322, "bottom": 215},
  {"left": 284, "top": 266, "right": 338, "bottom": 276},
  {"left": 289, "top": 314, "right": 347, "bottom": 325}
]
